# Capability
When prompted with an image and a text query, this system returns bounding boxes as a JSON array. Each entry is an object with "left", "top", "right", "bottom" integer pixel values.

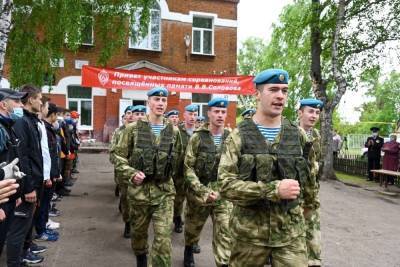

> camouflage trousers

[
  {"left": 119, "top": 185, "right": 130, "bottom": 223},
  {"left": 229, "top": 236, "right": 308, "bottom": 267},
  {"left": 184, "top": 199, "right": 232, "bottom": 267},
  {"left": 129, "top": 198, "right": 173, "bottom": 267},
  {"left": 173, "top": 176, "right": 185, "bottom": 218},
  {"left": 305, "top": 207, "right": 321, "bottom": 266}
]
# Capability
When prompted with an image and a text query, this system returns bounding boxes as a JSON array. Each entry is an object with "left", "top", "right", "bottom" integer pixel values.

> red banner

[{"left": 81, "top": 65, "right": 255, "bottom": 95}]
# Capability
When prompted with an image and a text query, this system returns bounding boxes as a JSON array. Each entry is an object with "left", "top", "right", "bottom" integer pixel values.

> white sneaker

[{"left": 46, "top": 219, "right": 60, "bottom": 230}]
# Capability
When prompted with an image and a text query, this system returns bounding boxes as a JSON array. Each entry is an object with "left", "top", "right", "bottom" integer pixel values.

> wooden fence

[{"left": 333, "top": 154, "right": 368, "bottom": 177}]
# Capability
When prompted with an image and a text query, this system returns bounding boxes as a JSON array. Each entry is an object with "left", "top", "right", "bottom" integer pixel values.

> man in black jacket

[
  {"left": 365, "top": 127, "right": 384, "bottom": 181},
  {"left": 0, "top": 88, "right": 27, "bottom": 256},
  {"left": 34, "top": 102, "right": 62, "bottom": 241},
  {"left": 7, "top": 85, "right": 44, "bottom": 266}
]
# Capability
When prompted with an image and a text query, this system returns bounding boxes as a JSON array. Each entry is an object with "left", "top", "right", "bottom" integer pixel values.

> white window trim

[
  {"left": 191, "top": 16, "right": 214, "bottom": 56},
  {"left": 68, "top": 98, "right": 93, "bottom": 130},
  {"left": 191, "top": 102, "right": 207, "bottom": 117},
  {"left": 67, "top": 86, "right": 94, "bottom": 130},
  {"left": 129, "top": 7, "right": 162, "bottom": 51}
]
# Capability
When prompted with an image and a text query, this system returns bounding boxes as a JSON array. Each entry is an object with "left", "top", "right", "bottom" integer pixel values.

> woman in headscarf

[{"left": 382, "top": 135, "right": 400, "bottom": 184}]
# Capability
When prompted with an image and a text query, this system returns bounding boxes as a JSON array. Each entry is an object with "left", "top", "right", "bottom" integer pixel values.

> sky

[{"left": 237, "top": 0, "right": 369, "bottom": 123}]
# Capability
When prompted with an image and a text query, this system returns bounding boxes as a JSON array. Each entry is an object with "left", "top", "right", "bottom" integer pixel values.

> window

[
  {"left": 81, "top": 16, "right": 94, "bottom": 45},
  {"left": 192, "top": 16, "right": 214, "bottom": 55},
  {"left": 129, "top": 2, "right": 161, "bottom": 51},
  {"left": 67, "top": 85, "right": 93, "bottom": 129},
  {"left": 192, "top": 94, "right": 211, "bottom": 119},
  {"left": 132, "top": 100, "right": 146, "bottom": 106}
]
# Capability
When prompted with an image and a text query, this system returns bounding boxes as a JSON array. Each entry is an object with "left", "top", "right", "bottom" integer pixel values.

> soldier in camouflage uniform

[
  {"left": 218, "top": 69, "right": 313, "bottom": 267},
  {"left": 298, "top": 99, "right": 323, "bottom": 267},
  {"left": 183, "top": 97, "right": 232, "bottom": 267},
  {"left": 166, "top": 109, "right": 180, "bottom": 126},
  {"left": 114, "top": 87, "right": 182, "bottom": 267},
  {"left": 172, "top": 104, "right": 198, "bottom": 233},
  {"left": 109, "top": 106, "right": 134, "bottom": 238},
  {"left": 195, "top": 116, "right": 205, "bottom": 129}
]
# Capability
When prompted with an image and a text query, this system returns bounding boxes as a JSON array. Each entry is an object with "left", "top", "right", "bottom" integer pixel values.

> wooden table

[{"left": 371, "top": 169, "right": 400, "bottom": 188}]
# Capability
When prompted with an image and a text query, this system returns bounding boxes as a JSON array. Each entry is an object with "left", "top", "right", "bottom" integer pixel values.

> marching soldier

[
  {"left": 241, "top": 108, "right": 256, "bottom": 119},
  {"left": 114, "top": 87, "right": 182, "bottom": 267},
  {"left": 132, "top": 105, "right": 146, "bottom": 121},
  {"left": 218, "top": 69, "right": 312, "bottom": 267},
  {"left": 173, "top": 104, "right": 198, "bottom": 233},
  {"left": 195, "top": 116, "right": 205, "bottom": 129},
  {"left": 109, "top": 105, "right": 134, "bottom": 238},
  {"left": 183, "top": 97, "right": 232, "bottom": 267},
  {"left": 298, "top": 98, "right": 324, "bottom": 267},
  {"left": 165, "top": 109, "right": 180, "bottom": 126}
]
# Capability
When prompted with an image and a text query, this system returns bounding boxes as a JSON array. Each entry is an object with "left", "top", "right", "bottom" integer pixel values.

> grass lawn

[{"left": 335, "top": 172, "right": 376, "bottom": 186}]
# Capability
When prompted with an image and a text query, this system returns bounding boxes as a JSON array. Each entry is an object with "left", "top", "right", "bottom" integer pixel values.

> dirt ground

[{"left": 1, "top": 153, "right": 400, "bottom": 267}]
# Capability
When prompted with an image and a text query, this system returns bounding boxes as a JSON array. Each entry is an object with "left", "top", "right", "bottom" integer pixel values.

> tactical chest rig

[
  {"left": 238, "top": 119, "right": 310, "bottom": 209},
  {"left": 194, "top": 129, "right": 230, "bottom": 185},
  {"left": 134, "top": 120, "right": 175, "bottom": 183}
]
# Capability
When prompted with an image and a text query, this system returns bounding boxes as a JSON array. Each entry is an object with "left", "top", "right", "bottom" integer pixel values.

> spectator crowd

[{"left": 0, "top": 85, "right": 80, "bottom": 266}]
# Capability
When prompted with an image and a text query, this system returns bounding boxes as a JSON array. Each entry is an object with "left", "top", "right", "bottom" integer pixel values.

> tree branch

[{"left": 345, "top": 0, "right": 386, "bottom": 19}]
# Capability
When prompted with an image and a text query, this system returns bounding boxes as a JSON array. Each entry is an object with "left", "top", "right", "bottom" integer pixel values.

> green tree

[
  {"left": 1, "top": 0, "right": 155, "bottom": 87},
  {"left": 358, "top": 71, "right": 400, "bottom": 135},
  {"left": 239, "top": 0, "right": 400, "bottom": 179}
]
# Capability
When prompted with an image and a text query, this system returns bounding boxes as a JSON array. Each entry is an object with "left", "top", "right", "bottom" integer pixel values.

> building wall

[
  {"left": 167, "top": 0, "right": 238, "bottom": 20},
  {"left": 5, "top": 0, "right": 239, "bottom": 142}
]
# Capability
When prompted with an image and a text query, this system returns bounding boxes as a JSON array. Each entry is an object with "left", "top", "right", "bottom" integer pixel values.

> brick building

[{"left": 7, "top": 0, "right": 240, "bottom": 142}]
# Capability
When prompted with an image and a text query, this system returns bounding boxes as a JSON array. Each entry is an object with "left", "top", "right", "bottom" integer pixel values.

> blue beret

[
  {"left": 132, "top": 105, "right": 146, "bottom": 113},
  {"left": 147, "top": 86, "right": 169, "bottom": 97},
  {"left": 299, "top": 98, "right": 324, "bottom": 110},
  {"left": 165, "top": 109, "right": 179, "bottom": 117},
  {"left": 185, "top": 104, "right": 199, "bottom": 112},
  {"left": 208, "top": 97, "right": 228, "bottom": 108},
  {"left": 124, "top": 105, "right": 134, "bottom": 114},
  {"left": 197, "top": 116, "right": 205, "bottom": 122},
  {"left": 241, "top": 108, "right": 256, "bottom": 117},
  {"left": 253, "top": 69, "right": 289, "bottom": 85}
]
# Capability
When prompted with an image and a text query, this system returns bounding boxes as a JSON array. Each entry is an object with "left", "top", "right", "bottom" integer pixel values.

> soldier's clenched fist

[{"left": 278, "top": 179, "right": 300, "bottom": 200}]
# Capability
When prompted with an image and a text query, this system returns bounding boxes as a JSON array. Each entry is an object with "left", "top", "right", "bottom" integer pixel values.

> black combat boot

[
  {"left": 123, "top": 223, "right": 130, "bottom": 238},
  {"left": 136, "top": 254, "right": 147, "bottom": 267},
  {"left": 115, "top": 185, "right": 120, "bottom": 197},
  {"left": 192, "top": 243, "right": 201, "bottom": 254},
  {"left": 183, "top": 246, "right": 195, "bottom": 267},
  {"left": 173, "top": 216, "right": 183, "bottom": 233}
]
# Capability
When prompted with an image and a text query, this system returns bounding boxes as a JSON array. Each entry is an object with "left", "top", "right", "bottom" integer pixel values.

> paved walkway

[{"left": 1, "top": 153, "right": 400, "bottom": 266}]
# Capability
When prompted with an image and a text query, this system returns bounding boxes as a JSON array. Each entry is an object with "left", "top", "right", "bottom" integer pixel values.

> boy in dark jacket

[{"left": 7, "top": 85, "right": 44, "bottom": 266}]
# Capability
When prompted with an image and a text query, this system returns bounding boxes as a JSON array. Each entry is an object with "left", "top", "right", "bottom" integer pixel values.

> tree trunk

[
  {"left": 0, "top": 0, "right": 13, "bottom": 85},
  {"left": 310, "top": 0, "right": 336, "bottom": 180},
  {"left": 320, "top": 107, "right": 336, "bottom": 180}
]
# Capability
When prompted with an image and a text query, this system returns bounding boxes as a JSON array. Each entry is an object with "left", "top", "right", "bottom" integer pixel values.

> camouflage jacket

[
  {"left": 113, "top": 116, "right": 183, "bottom": 205},
  {"left": 301, "top": 127, "right": 321, "bottom": 211},
  {"left": 218, "top": 119, "right": 313, "bottom": 247},
  {"left": 184, "top": 124, "right": 226, "bottom": 205},
  {"left": 109, "top": 125, "right": 125, "bottom": 165},
  {"left": 174, "top": 124, "right": 192, "bottom": 178}
]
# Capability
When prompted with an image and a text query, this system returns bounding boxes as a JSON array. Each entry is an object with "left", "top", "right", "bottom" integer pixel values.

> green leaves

[{"left": 7, "top": 0, "right": 155, "bottom": 87}]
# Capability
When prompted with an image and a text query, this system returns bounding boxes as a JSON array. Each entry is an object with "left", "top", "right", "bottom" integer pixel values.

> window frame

[
  {"left": 129, "top": 4, "right": 162, "bottom": 51},
  {"left": 191, "top": 16, "right": 214, "bottom": 56},
  {"left": 67, "top": 86, "right": 93, "bottom": 130},
  {"left": 80, "top": 16, "right": 94, "bottom": 46},
  {"left": 191, "top": 93, "right": 211, "bottom": 119}
]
